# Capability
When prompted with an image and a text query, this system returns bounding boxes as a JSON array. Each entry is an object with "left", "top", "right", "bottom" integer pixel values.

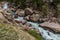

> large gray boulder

[{"left": 40, "top": 22, "right": 60, "bottom": 33}]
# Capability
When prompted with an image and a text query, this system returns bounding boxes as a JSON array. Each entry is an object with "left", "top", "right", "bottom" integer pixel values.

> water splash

[{"left": 2, "top": 2, "right": 8, "bottom": 10}]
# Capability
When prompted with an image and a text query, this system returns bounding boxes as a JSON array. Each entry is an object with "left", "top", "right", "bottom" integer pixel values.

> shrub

[{"left": 27, "top": 30, "right": 44, "bottom": 40}]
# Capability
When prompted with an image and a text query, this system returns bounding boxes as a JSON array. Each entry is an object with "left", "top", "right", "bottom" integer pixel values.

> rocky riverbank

[
  {"left": 0, "top": 1, "right": 60, "bottom": 40},
  {"left": 0, "top": 3, "right": 60, "bottom": 34}
]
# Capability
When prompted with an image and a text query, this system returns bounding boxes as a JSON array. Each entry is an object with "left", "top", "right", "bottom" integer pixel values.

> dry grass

[{"left": 0, "top": 22, "right": 36, "bottom": 40}]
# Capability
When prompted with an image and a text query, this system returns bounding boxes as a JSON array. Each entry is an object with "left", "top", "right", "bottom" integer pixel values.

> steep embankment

[
  {"left": 0, "top": 12, "right": 36, "bottom": 40},
  {"left": 0, "top": 22, "right": 36, "bottom": 40}
]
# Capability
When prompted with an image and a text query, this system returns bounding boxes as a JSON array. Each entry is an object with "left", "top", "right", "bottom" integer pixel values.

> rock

[
  {"left": 22, "top": 20, "right": 27, "bottom": 25},
  {"left": 26, "top": 23, "right": 32, "bottom": 27},
  {"left": 22, "top": 23, "right": 32, "bottom": 30},
  {"left": 14, "top": 14, "right": 18, "bottom": 18},
  {"left": 3, "top": 8, "right": 11, "bottom": 16},
  {"left": 39, "top": 18, "right": 48, "bottom": 22},
  {"left": 15, "top": 20, "right": 22, "bottom": 23},
  {"left": 33, "top": 10, "right": 40, "bottom": 14},
  {"left": 40, "top": 22, "right": 60, "bottom": 33},
  {"left": 22, "top": 24, "right": 29, "bottom": 31},
  {"left": 30, "top": 17, "right": 38, "bottom": 22},
  {"left": 30, "top": 14, "right": 40, "bottom": 22},
  {"left": 3, "top": 12, "right": 13, "bottom": 22},
  {"left": 24, "top": 15, "right": 30, "bottom": 20},
  {"left": 19, "top": 10, "right": 25, "bottom": 17},
  {"left": 25, "top": 8, "right": 33, "bottom": 16},
  {"left": 16, "top": 9, "right": 25, "bottom": 17}
]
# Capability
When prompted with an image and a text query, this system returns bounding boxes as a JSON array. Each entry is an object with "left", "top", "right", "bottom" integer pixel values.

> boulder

[
  {"left": 30, "top": 14, "right": 40, "bottom": 22},
  {"left": 39, "top": 18, "right": 48, "bottom": 22},
  {"left": 40, "top": 22, "right": 60, "bottom": 33},
  {"left": 3, "top": 8, "right": 11, "bottom": 16},
  {"left": 24, "top": 15, "right": 30, "bottom": 20},
  {"left": 22, "top": 24, "right": 29, "bottom": 31},
  {"left": 22, "top": 20, "right": 27, "bottom": 25},
  {"left": 33, "top": 10, "right": 40, "bottom": 14},
  {"left": 30, "top": 17, "right": 39, "bottom": 22},
  {"left": 14, "top": 18, "right": 22, "bottom": 23},
  {"left": 26, "top": 23, "right": 32, "bottom": 27},
  {"left": 16, "top": 9, "right": 25, "bottom": 17},
  {"left": 25, "top": 8, "right": 33, "bottom": 16}
]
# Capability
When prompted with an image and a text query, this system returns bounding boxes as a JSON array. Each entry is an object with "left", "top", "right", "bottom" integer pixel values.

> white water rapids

[{"left": 3, "top": 2, "right": 60, "bottom": 40}]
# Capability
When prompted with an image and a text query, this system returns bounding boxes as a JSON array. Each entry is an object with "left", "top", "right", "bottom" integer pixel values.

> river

[{"left": 3, "top": 2, "right": 60, "bottom": 40}]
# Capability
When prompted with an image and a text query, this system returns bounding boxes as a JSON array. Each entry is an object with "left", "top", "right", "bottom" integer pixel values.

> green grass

[
  {"left": 27, "top": 30, "right": 44, "bottom": 40},
  {"left": 0, "top": 23, "right": 19, "bottom": 40}
]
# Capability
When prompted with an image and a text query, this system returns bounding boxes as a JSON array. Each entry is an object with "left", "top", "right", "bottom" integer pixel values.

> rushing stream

[
  {"left": 15, "top": 17, "right": 60, "bottom": 40},
  {"left": 3, "top": 2, "right": 60, "bottom": 40}
]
